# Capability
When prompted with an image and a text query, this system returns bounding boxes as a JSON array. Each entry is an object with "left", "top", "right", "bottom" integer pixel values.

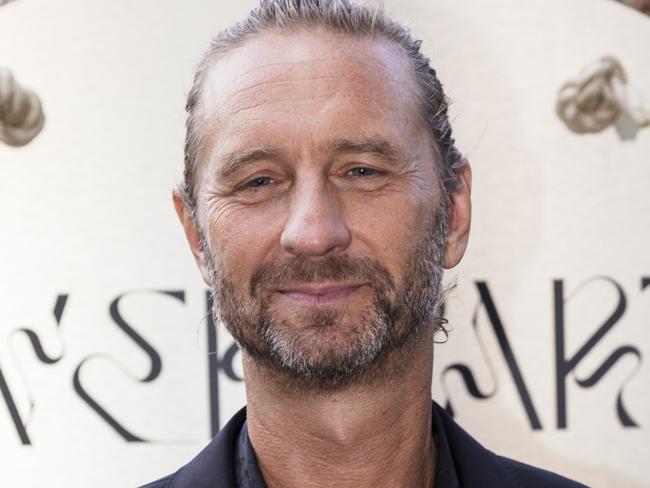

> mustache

[{"left": 249, "top": 255, "right": 394, "bottom": 297}]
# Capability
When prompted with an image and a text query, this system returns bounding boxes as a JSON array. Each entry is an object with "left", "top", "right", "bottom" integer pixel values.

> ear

[
  {"left": 443, "top": 162, "right": 472, "bottom": 269},
  {"left": 173, "top": 191, "right": 213, "bottom": 286}
]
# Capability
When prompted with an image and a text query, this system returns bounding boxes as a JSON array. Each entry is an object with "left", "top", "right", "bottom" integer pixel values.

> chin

[{"left": 256, "top": 308, "right": 399, "bottom": 388}]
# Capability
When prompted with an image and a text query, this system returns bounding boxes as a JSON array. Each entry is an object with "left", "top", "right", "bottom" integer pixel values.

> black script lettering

[
  {"left": 206, "top": 291, "right": 243, "bottom": 436},
  {"left": 73, "top": 290, "right": 184, "bottom": 441},
  {"left": 642, "top": 277, "right": 650, "bottom": 290},
  {"left": 1, "top": 295, "right": 68, "bottom": 445},
  {"left": 0, "top": 361, "right": 30, "bottom": 444},
  {"left": 442, "top": 282, "right": 542, "bottom": 430},
  {"left": 554, "top": 277, "right": 641, "bottom": 428}
]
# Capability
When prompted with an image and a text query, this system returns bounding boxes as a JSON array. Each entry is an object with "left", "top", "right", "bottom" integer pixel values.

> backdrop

[{"left": 1, "top": 0, "right": 648, "bottom": 486}]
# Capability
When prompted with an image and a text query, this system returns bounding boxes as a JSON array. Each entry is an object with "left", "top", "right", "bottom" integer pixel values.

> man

[{"left": 144, "top": 1, "right": 586, "bottom": 486}]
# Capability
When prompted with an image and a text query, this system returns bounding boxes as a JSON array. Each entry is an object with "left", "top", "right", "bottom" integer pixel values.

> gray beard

[{"left": 204, "top": 206, "right": 448, "bottom": 391}]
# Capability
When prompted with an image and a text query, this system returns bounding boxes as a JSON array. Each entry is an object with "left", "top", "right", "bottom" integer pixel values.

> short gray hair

[{"left": 180, "top": 0, "right": 464, "bottom": 210}]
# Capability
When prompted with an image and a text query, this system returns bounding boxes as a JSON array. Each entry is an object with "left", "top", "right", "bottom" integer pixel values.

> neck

[{"left": 243, "top": 325, "right": 436, "bottom": 488}]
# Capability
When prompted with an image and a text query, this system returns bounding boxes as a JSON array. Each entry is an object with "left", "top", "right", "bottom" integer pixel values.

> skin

[{"left": 175, "top": 29, "right": 471, "bottom": 488}]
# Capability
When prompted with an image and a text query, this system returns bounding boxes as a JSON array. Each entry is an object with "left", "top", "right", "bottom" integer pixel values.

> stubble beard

[{"left": 204, "top": 206, "right": 448, "bottom": 391}]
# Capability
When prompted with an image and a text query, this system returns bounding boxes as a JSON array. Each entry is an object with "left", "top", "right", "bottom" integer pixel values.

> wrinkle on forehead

[
  {"left": 191, "top": 29, "right": 428, "bottom": 197},
  {"left": 216, "top": 55, "right": 404, "bottom": 102},
  {"left": 197, "top": 29, "right": 420, "bottom": 126}
]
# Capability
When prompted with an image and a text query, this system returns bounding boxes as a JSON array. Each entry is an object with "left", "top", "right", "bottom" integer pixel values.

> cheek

[
  {"left": 343, "top": 190, "right": 431, "bottom": 275},
  {"left": 205, "top": 200, "right": 286, "bottom": 281}
]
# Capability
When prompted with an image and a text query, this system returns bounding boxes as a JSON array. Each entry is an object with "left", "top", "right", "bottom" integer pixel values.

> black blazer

[{"left": 141, "top": 403, "right": 587, "bottom": 488}]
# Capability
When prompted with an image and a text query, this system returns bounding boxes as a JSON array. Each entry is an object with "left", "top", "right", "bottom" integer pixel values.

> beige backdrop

[{"left": 0, "top": 0, "right": 648, "bottom": 487}]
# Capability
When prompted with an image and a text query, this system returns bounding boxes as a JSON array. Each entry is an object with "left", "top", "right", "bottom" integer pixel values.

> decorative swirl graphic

[
  {"left": 0, "top": 68, "right": 45, "bottom": 146},
  {"left": 12, "top": 295, "right": 67, "bottom": 367},
  {"left": 556, "top": 56, "right": 649, "bottom": 134},
  {"left": 441, "top": 364, "right": 495, "bottom": 419},
  {"left": 573, "top": 345, "right": 642, "bottom": 427},
  {"left": 440, "top": 297, "right": 498, "bottom": 419}
]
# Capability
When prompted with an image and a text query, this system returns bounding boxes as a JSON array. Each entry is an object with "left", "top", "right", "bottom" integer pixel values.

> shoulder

[
  {"left": 497, "top": 456, "right": 588, "bottom": 488},
  {"left": 137, "top": 407, "right": 247, "bottom": 488},
  {"left": 433, "top": 403, "right": 588, "bottom": 488},
  {"left": 139, "top": 474, "right": 174, "bottom": 488}
]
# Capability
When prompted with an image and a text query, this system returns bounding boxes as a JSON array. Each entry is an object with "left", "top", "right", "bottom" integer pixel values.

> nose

[{"left": 280, "top": 179, "right": 351, "bottom": 257}]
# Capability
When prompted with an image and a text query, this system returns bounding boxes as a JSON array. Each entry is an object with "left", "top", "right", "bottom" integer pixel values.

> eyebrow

[
  {"left": 217, "top": 148, "right": 283, "bottom": 179},
  {"left": 216, "top": 137, "right": 404, "bottom": 179},
  {"left": 326, "top": 137, "right": 403, "bottom": 164}
]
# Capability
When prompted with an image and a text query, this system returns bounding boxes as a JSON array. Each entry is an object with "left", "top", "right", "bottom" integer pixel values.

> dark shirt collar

[
  {"left": 234, "top": 423, "right": 267, "bottom": 488},
  {"left": 432, "top": 402, "right": 461, "bottom": 488},
  {"left": 234, "top": 404, "right": 460, "bottom": 488}
]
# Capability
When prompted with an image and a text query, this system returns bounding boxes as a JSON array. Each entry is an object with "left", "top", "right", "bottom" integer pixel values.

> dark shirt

[
  {"left": 233, "top": 405, "right": 460, "bottom": 488},
  {"left": 140, "top": 401, "right": 587, "bottom": 488}
]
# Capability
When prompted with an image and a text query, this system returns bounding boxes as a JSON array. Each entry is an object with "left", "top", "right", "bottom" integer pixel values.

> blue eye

[
  {"left": 248, "top": 176, "right": 273, "bottom": 188},
  {"left": 349, "top": 167, "right": 377, "bottom": 177}
]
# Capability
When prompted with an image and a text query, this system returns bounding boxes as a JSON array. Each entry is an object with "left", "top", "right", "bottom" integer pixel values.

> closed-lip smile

[{"left": 274, "top": 282, "right": 367, "bottom": 305}]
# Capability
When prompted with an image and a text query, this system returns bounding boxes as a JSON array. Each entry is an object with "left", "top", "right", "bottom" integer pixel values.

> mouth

[{"left": 273, "top": 282, "right": 367, "bottom": 305}]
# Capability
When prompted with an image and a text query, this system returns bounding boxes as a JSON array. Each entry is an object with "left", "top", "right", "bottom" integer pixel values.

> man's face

[{"left": 188, "top": 31, "right": 449, "bottom": 387}]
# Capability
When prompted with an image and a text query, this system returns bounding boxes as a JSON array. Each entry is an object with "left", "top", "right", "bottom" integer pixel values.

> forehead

[
  {"left": 195, "top": 29, "right": 427, "bottom": 172},
  {"left": 199, "top": 29, "right": 418, "bottom": 109}
]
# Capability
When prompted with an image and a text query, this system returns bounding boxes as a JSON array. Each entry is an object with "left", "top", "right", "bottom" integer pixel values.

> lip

[{"left": 274, "top": 282, "right": 367, "bottom": 305}]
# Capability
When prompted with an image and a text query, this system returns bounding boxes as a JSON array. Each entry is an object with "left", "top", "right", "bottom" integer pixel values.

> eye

[
  {"left": 247, "top": 176, "right": 274, "bottom": 188},
  {"left": 348, "top": 167, "right": 378, "bottom": 177}
]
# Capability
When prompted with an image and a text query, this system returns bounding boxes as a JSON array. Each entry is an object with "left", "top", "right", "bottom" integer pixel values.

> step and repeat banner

[{"left": 1, "top": 0, "right": 648, "bottom": 486}]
